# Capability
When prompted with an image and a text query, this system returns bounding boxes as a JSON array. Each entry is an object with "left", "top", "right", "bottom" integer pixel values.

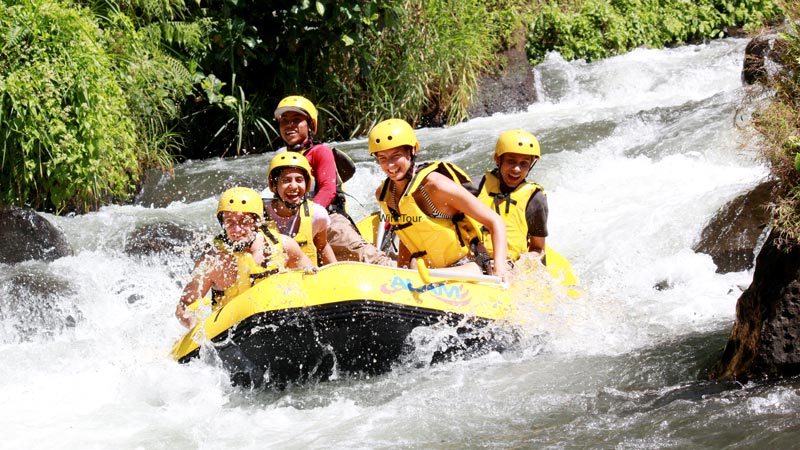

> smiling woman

[{"left": 265, "top": 152, "right": 337, "bottom": 266}]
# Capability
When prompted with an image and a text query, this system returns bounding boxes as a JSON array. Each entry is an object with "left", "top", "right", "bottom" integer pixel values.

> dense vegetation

[
  {"left": 0, "top": 0, "right": 137, "bottom": 213},
  {"left": 0, "top": 0, "right": 208, "bottom": 213},
  {"left": 179, "top": 0, "right": 527, "bottom": 155},
  {"left": 751, "top": 0, "right": 800, "bottom": 246},
  {"left": 527, "top": 0, "right": 784, "bottom": 65},
  {"left": 0, "top": 0, "right": 785, "bottom": 213}
]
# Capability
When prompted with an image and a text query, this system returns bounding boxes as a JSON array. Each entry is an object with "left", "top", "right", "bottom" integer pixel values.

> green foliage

[
  {"left": 0, "top": 0, "right": 139, "bottom": 213},
  {"left": 527, "top": 0, "right": 784, "bottom": 65},
  {"left": 82, "top": 0, "right": 212, "bottom": 165},
  {"left": 0, "top": 0, "right": 208, "bottom": 212},
  {"left": 751, "top": 0, "right": 800, "bottom": 246},
  {"left": 195, "top": 73, "right": 278, "bottom": 157},
  {"left": 180, "top": 0, "right": 523, "bottom": 149},
  {"left": 100, "top": 10, "right": 195, "bottom": 169},
  {"left": 335, "top": 0, "right": 503, "bottom": 134}
]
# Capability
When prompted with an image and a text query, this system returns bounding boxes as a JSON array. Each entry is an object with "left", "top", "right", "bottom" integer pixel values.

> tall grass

[
  {"left": 317, "top": 0, "right": 527, "bottom": 139},
  {"left": 751, "top": 0, "right": 800, "bottom": 246}
]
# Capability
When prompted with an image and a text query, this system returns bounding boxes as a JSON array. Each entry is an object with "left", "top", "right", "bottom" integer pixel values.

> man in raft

[
  {"left": 175, "top": 187, "right": 312, "bottom": 328},
  {"left": 368, "top": 118, "right": 510, "bottom": 282},
  {"left": 265, "top": 152, "right": 336, "bottom": 267},
  {"left": 274, "top": 95, "right": 394, "bottom": 265},
  {"left": 476, "top": 130, "right": 549, "bottom": 266}
]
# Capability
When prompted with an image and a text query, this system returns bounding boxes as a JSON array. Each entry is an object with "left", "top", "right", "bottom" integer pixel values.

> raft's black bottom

[{"left": 179, "top": 300, "right": 516, "bottom": 389}]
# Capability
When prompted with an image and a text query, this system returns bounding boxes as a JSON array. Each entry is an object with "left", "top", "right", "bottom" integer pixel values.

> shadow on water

[
  {"left": 624, "top": 92, "right": 738, "bottom": 160},
  {"left": 538, "top": 119, "right": 620, "bottom": 154}
]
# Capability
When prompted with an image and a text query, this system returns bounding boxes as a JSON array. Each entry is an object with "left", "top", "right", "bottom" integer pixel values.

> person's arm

[
  {"left": 280, "top": 234, "right": 314, "bottom": 269},
  {"left": 312, "top": 207, "right": 337, "bottom": 265},
  {"left": 175, "top": 250, "right": 235, "bottom": 328},
  {"left": 528, "top": 236, "right": 546, "bottom": 256},
  {"left": 423, "top": 172, "right": 509, "bottom": 281},
  {"left": 307, "top": 146, "right": 338, "bottom": 208},
  {"left": 314, "top": 230, "right": 337, "bottom": 265},
  {"left": 525, "top": 190, "right": 548, "bottom": 259}
]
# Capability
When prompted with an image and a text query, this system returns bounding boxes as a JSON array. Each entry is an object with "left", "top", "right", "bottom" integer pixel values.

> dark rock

[
  {"left": 124, "top": 221, "right": 202, "bottom": 258},
  {"left": 0, "top": 268, "right": 82, "bottom": 342},
  {"left": 653, "top": 280, "right": 672, "bottom": 291},
  {"left": 0, "top": 205, "right": 73, "bottom": 264},
  {"left": 468, "top": 26, "right": 537, "bottom": 119},
  {"left": 708, "top": 229, "right": 800, "bottom": 382},
  {"left": 693, "top": 180, "right": 775, "bottom": 273},
  {"left": 742, "top": 33, "right": 788, "bottom": 85}
]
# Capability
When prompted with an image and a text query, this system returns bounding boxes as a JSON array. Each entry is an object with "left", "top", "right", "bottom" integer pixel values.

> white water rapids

[{"left": 5, "top": 38, "right": 800, "bottom": 449}]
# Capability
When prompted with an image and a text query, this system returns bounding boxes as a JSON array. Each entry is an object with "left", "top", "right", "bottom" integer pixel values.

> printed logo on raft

[
  {"left": 379, "top": 213, "right": 422, "bottom": 223},
  {"left": 380, "top": 276, "right": 471, "bottom": 306}
]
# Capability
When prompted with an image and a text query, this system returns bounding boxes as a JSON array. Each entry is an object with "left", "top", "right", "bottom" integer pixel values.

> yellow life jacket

[
  {"left": 377, "top": 161, "right": 483, "bottom": 269},
  {"left": 211, "top": 228, "right": 285, "bottom": 308},
  {"left": 267, "top": 199, "right": 318, "bottom": 266},
  {"left": 477, "top": 169, "right": 544, "bottom": 261}
]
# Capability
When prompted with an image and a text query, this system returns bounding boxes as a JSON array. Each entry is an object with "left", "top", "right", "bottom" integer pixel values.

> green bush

[
  {"left": 527, "top": 0, "right": 784, "bottom": 65},
  {"left": 0, "top": 0, "right": 209, "bottom": 212},
  {"left": 0, "top": 0, "right": 139, "bottom": 213},
  {"left": 97, "top": 6, "right": 210, "bottom": 166}
]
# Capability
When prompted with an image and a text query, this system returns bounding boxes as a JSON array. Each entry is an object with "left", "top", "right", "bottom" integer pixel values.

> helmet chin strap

[
  {"left": 279, "top": 196, "right": 301, "bottom": 210},
  {"left": 288, "top": 131, "right": 316, "bottom": 152},
  {"left": 221, "top": 228, "right": 257, "bottom": 252}
]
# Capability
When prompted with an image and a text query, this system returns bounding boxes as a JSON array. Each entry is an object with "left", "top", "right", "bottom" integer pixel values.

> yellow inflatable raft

[
  {"left": 172, "top": 215, "right": 580, "bottom": 388},
  {"left": 175, "top": 262, "right": 501, "bottom": 386}
]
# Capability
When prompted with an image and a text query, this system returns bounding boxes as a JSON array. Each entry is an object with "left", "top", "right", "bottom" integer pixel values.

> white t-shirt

[{"left": 264, "top": 199, "right": 331, "bottom": 239}]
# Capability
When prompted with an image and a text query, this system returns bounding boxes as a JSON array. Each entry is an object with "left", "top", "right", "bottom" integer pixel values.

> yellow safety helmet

[
  {"left": 268, "top": 152, "right": 313, "bottom": 188},
  {"left": 274, "top": 95, "right": 318, "bottom": 133},
  {"left": 216, "top": 187, "right": 264, "bottom": 223},
  {"left": 368, "top": 119, "right": 420, "bottom": 154},
  {"left": 495, "top": 130, "right": 541, "bottom": 159}
]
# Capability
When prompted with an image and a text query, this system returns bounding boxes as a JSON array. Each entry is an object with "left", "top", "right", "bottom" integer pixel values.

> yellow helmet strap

[{"left": 278, "top": 196, "right": 302, "bottom": 211}]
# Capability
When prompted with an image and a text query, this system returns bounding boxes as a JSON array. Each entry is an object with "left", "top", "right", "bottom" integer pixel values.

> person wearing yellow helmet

[
  {"left": 175, "top": 187, "right": 313, "bottom": 328},
  {"left": 265, "top": 152, "right": 336, "bottom": 266},
  {"left": 274, "top": 95, "right": 393, "bottom": 266},
  {"left": 476, "top": 130, "right": 548, "bottom": 263},
  {"left": 274, "top": 95, "right": 338, "bottom": 206},
  {"left": 368, "top": 119, "right": 509, "bottom": 282}
]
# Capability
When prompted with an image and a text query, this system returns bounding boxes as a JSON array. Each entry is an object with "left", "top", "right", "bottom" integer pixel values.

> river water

[{"left": 4, "top": 38, "right": 798, "bottom": 449}]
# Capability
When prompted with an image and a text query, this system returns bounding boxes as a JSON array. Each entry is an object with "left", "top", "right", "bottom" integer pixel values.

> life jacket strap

[
  {"left": 489, "top": 192, "right": 517, "bottom": 215},
  {"left": 250, "top": 268, "right": 281, "bottom": 283}
]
